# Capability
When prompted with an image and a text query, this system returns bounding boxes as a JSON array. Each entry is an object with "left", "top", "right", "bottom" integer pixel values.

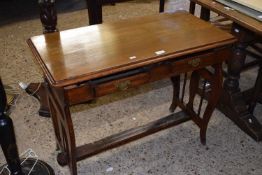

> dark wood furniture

[
  {"left": 0, "top": 79, "right": 55, "bottom": 175},
  {"left": 249, "top": 66, "right": 262, "bottom": 114},
  {"left": 188, "top": 0, "right": 262, "bottom": 141},
  {"left": 24, "top": 0, "right": 58, "bottom": 117},
  {"left": 0, "top": 78, "right": 23, "bottom": 174},
  {"left": 27, "top": 12, "right": 235, "bottom": 175}
]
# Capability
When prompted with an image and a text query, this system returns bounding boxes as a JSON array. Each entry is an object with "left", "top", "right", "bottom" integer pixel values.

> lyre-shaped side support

[
  {"left": 169, "top": 75, "right": 180, "bottom": 112},
  {"left": 199, "top": 64, "right": 223, "bottom": 144},
  {"left": 170, "top": 64, "right": 223, "bottom": 145},
  {"left": 45, "top": 80, "right": 77, "bottom": 175},
  {"left": 187, "top": 72, "right": 200, "bottom": 110},
  {"left": 198, "top": 80, "right": 207, "bottom": 117},
  {"left": 169, "top": 73, "right": 188, "bottom": 112}
]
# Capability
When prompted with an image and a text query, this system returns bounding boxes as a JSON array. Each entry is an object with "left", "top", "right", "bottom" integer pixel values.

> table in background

[{"left": 190, "top": 0, "right": 262, "bottom": 141}]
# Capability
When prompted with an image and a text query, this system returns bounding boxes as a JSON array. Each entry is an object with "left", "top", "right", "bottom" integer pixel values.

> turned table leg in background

[
  {"left": 0, "top": 79, "right": 23, "bottom": 175},
  {"left": 25, "top": 0, "right": 58, "bottom": 117},
  {"left": 1, "top": 79, "right": 55, "bottom": 175},
  {"left": 219, "top": 23, "right": 262, "bottom": 141},
  {"left": 39, "top": 0, "right": 58, "bottom": 33},
  {"left": 195, "top": 4, "right": 262, "bottom": 141}
]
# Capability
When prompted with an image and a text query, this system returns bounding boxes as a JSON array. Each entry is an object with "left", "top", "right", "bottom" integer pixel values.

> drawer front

[
  {"left": 171, "top": 48, "right": 230, "bottom": 75},
  {"left": 94, "top": 73, "right": 150, "bottom": 97},
  {"left": 65, "top": 48, "right": 231, "bottom": 106},
  {"left": 66, "top": 84, "right": 94, "bottom": 105}
]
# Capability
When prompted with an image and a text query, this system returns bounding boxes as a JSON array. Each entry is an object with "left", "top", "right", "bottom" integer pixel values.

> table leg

[
  {"left": 169, "top": 75, "right": 180, "bottom": 112},
  {"left": 199, "top": 64, "right": 222, "bottom": 144},
  {"left": 39, "top": 0, "right": 58, "bottom": 33},
  {"left": 189, "top": 1, "right": 196, "bottom": 15},
  {"left": 26, "top": 0, "right": 58, "bottom": 117},
  {"left": 219, "top": 23, "right": 262, "bottom": 141},
  {"left": 170, "top": 65, "right": 223, "bottom": 144},
  {"left": 248, "top": 66, "right": 262, "bottom": 114},
  {"left": 159, "top": 0, "right": 165, "bottom": 13},
  {"left": 46, "top": 84, "right": 77, "bottom": 175},
  {"left": 0, "top": 80, "right": 23, "bottom": 175},
  {"left": 185, "top": 65, "right": 223, "bottom": 144},
  {"left": 1, "top": 79, "right": 55, "bottom": 175},
  {"left": 25, "top": 83, "right": 50, "bottom": 117},
  {"left": 189, "top": 1, "right": 209, "bottom": 21},
  {"left": 200, "top": 6, "right": 210, "bottom": 21},
  {"left": 86, "top": 0, "right": 103, "bottom": 25}
]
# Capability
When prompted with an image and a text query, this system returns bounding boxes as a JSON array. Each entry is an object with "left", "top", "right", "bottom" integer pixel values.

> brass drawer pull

[
  {"left": 115, "top": 80, "right": 131, "bottom": 91},
  {"left": 188, "top": 58, "right": 201, "bottom": 67}
]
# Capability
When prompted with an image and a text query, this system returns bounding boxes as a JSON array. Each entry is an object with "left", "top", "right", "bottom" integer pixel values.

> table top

[
  {"left": 191, "top": 0, "right": 262, "bottom": 35},
  {"left": 232, "top": 0, "right": 262, "bottom": 12},
  {"left": 28, "top": 12, "right": 235, "bottom": 87}
]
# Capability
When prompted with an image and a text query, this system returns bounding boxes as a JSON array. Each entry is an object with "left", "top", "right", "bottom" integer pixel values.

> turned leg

[
  {"left": 224, "top": 24, "right": 249, "bottom": 92},
  {"left": 39, "top": 0, "right": 58, "bottom": 33},
  {"left": 220, "top": 23, "right": 262, "bottom": 141},
  {"left": 169, "top": 75, "right": 180, "bottom": 112},
  {"left": 26, "top": 0, "right": 58, "bottom": 117},
  {"left": 46, "top": 84, "right": 77, "bottom": 175},
  {"left": 86, "top": 0, "right": 103, "bottom": 25},
  {"left": 0, "top": 79, "right": 23, "bottom": 175}
]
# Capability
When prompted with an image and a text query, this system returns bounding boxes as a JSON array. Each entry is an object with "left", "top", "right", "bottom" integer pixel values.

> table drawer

[
  {"left": 66, "top": 84, "right": 94, "bottom": 105},
  {"left": 66, "top": 70, "right": 150, "bottom": 105},
  {"left": 66, "top": 48, "right": 231, "bottom": 106},
  {"left": 94, "top": 73, "right": 150, "bottom": 97},
  {"left": 171, "top": 48, "right": 230, "bottom": 75}
]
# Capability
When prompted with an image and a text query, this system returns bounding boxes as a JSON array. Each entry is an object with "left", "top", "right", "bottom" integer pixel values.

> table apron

[{"left": 65, "top": 47, "right": 231, "bottom": 106}]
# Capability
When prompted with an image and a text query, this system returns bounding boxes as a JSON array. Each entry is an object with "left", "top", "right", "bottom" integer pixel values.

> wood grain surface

[
  {"left": 193, "top": 0, "right": 262, "bottom": 34},
  {"left": 28, "top": 12, "right": 235, "bottom": 87},
  {"left": 232, "top": 0, "right": 262, "bottom": 12}
]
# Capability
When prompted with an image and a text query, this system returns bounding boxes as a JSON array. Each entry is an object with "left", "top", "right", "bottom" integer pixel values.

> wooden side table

[{"left": 27, "top": 12, "right": 236, "bottom": 175}]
